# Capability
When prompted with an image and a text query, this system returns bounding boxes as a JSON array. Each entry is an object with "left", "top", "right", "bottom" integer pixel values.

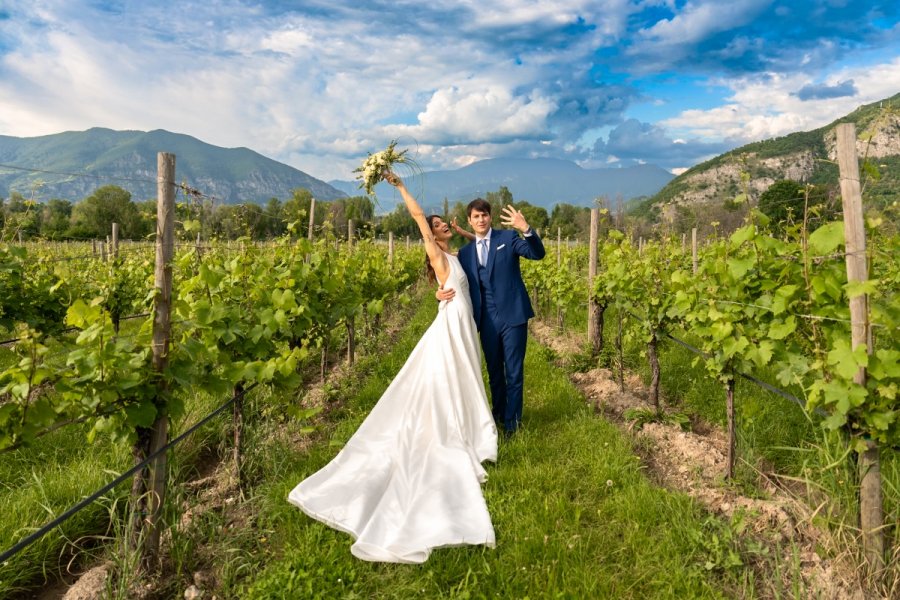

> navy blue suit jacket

[{"left": 459, "top": 228, "right": 545, "bottom": 328}]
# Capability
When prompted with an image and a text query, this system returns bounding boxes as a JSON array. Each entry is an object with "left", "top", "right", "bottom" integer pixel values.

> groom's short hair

[{"left": 466, "top": 198, "right": 491, "bottom": 217}]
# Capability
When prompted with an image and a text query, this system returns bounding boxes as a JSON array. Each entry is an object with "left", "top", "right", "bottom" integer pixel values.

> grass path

[{"left": 241, "top": 299, "right": 758, "bottom": 599}]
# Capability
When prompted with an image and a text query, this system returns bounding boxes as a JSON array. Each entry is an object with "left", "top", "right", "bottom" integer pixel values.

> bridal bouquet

[{"left": 354, "top": 140, "right": 409, "bottom": 195}]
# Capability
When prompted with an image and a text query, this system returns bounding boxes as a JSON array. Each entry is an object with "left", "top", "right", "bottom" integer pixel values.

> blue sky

[{"left": 1, "top": 1, "right": 898, "bottom": 182}]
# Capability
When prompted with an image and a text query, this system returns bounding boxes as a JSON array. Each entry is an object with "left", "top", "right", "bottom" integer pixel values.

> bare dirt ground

[{"left": 529, "top": 318, "right": 873, "bottom": 600}]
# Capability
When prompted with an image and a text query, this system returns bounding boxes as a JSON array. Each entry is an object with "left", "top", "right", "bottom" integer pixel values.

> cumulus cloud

[{"left": 389, "top": 86, "right": 556, "bottom": 144}]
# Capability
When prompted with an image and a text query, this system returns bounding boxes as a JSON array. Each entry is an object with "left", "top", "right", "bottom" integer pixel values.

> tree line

[{"left": 0, "top": 178, "right": 847, "bottom": 244}]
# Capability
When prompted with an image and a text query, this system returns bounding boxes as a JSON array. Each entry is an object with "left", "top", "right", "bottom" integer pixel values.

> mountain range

[
  {"left": 0, "top": 128, "right": 347, "bottom": 204},
  {"left": 0, "top": 128, "right": 674, "bottom": 211}
]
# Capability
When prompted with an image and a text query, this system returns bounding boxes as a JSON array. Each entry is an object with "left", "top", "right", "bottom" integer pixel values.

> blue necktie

[{"left": 479, "top": 239, "right": 488, "bottom": 266}]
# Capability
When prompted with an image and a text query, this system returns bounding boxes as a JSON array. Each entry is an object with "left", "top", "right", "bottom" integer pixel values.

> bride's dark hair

[{"left": 424, "top": 215, "right": 441, "bottom": 283}]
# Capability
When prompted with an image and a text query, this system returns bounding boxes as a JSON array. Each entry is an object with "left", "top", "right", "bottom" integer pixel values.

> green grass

[
  {"left": 235, "top": 295, "right": 789, "bottom": 599},
  {"left": 0, "top": 379, "right": 245, "bottom": 598},
  {"left": 0, "top": 422, "right": 128, "bottom": 598}
]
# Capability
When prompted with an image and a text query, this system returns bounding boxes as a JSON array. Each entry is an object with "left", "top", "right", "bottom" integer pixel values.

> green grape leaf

[
  {"left": 807, "top": 221, "right": 844, "bottom": 255},
  {"left": 124, "top": 401, "right": 158, "bottom": 428}
]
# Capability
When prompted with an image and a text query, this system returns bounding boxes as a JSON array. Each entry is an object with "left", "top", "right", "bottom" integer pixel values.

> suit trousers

[{"left": 478, "top": 307, "right": 527, "bottom": 433}]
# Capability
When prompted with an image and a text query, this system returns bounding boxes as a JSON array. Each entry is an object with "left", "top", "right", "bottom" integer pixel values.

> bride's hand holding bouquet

[{"left": 354, "top": 140, "right": 410, "bottom": 196}]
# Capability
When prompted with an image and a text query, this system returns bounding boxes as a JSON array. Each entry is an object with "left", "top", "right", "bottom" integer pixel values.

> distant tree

[
  {"left": 39, "top": 199, "right": 73, "bottom": 240},
  {"left": 242, "top": 203, "right": 269, "bottom": 239},
  {"left": 759, "top": 180, "right": 835, "bottom": 232},
  {"left": 548, "top": 203, "right": 591, "bottom": 240},
  {"left": 759, "top": 180, "right": 805, "bottom": 224},
  {"left": 69, "top": 185, "right": 149, "bottom": 239},
  {"left": 513, "top": 201, "right": 549, "bottom": 233},
  {"left": 1, "top": 191, "right": 38, "bottom": 240},
  {"left": 327, "top": 196, "right": 374, "bottom": 239},
  {"left": 263, "top": 197, "right": 286, "bottom": 237},
  {"left": 283, "top": 188, "right": 313, "bottom": 232},
  {"left": 209, "top": 204, "right": 266, "bottom": 239},
  {"left": 378, "top": 203, "right": 418, "bottom": 239},
  {"left": 448, "top": 200, "right": 468, "bottom": 226},
  {"left": 485, "top": 186, "right": 514, "bottom": 216}
]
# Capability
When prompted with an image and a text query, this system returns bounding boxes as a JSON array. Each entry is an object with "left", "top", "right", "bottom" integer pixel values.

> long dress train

[{"left": 288, "top": 253, "right": 498, "bottom": 563}]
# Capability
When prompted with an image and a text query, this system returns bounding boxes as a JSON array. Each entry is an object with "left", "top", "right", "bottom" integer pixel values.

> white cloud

[
  {"left": 661, "top": 57, "right": 900, "bottom": 143},
  {"left": 259, "top": 27, "right": 315, "bottom": 55},
  {"left": 388, "top": 86, "right": 556, "bottom": 144},
  {"left": 637, "top": 0, "right": 770, "bottom": 45}
]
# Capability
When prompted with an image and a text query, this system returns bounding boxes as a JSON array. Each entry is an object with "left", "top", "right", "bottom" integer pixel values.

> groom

[{"left": 441, "top": 199, "right": 545, "bottom": 436}]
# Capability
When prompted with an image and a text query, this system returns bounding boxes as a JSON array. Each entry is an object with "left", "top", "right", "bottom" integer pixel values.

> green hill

[{"left": 0, "top": 128, "right": 347, "bottom": 203}]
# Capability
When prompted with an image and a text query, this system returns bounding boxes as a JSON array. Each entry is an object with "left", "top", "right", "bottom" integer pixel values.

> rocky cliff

[{"left": 652, "top": 93, "right": 900, "bottom": 213}]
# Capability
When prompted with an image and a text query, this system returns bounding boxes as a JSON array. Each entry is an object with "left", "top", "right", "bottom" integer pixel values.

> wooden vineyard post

[
  {"left": 836, "top": 122, "right": 883, "bottom": 575},
  {"left": 347, "top": 317, "right": 355, "bottom": 366},
  {"left": 346, "top": 218, "right": 356, "bottom": 365},
  {"left": 111, "top": 223, "right": 121, "bottom": 333},
  {"left": 307, "top": 197, "right": 316, "bottom": 241},
  {"left": 587, "top": 208, "right": 602, "bottom": 354},
  {"left": 556, "top": 227, "right": 561, "bottom": 265},
  {"left": 648, "top": 333, "right": 660, "bottom": 413},
  {"left": 691, "top": 228, "right": 698, "bottom": 275},
  {"left": 616, "top": 311, "right": 624, "bottom": 393},
  {"left": 233, "top": 383, "right": 244, "bottom": 489},
  {"left": 725, "top": 376, "right": 736, "bottom": 479},
  {"left": 388, "top": 231, "right": 395, "bottom": 266},
  {"left": 138, "top": 152, "right": 175, "bottom": 568},
  {"left": 556, "top": 227, "right": 563, "bottom": 329}
]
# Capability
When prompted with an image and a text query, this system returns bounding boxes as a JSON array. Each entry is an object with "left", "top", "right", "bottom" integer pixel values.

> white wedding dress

[{"left": 288, "top": 253, "right": 498, "bottom": 563}]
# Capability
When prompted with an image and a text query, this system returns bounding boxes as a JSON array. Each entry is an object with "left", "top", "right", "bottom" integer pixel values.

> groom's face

[{"left": 468, "top": 209, "right": 491, "bottom": 237}]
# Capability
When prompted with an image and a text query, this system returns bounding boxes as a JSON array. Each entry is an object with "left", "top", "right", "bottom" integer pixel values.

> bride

[{"left": 288, "top": 171, "right": 498, "bottom": 564}]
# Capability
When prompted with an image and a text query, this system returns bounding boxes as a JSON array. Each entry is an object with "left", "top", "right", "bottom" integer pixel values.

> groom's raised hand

[{"left": 500, "top": 205, "right": 529, "bottom": 233}]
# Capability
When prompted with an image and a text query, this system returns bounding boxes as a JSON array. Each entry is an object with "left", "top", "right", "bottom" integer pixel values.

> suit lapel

[
  {"left": 486, "top": 231, "right": 501, "bottom": 277},
  {"left": 466, "top": 241, "right": 479, "bottom": 274}
]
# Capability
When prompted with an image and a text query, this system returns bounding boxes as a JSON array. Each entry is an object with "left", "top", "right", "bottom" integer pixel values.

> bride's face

[{"left": 430, "top": 217, "right": 452, "bottom": 241}]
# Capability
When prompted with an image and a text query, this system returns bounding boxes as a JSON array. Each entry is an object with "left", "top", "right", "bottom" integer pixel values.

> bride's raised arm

[{"left": 384, "top": 172, "right": 450, "bottom": 283}]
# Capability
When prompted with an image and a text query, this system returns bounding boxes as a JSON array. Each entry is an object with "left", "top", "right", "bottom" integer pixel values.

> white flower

[{"left": 353, "top": 140, "right": 410, "bottom": 196}]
